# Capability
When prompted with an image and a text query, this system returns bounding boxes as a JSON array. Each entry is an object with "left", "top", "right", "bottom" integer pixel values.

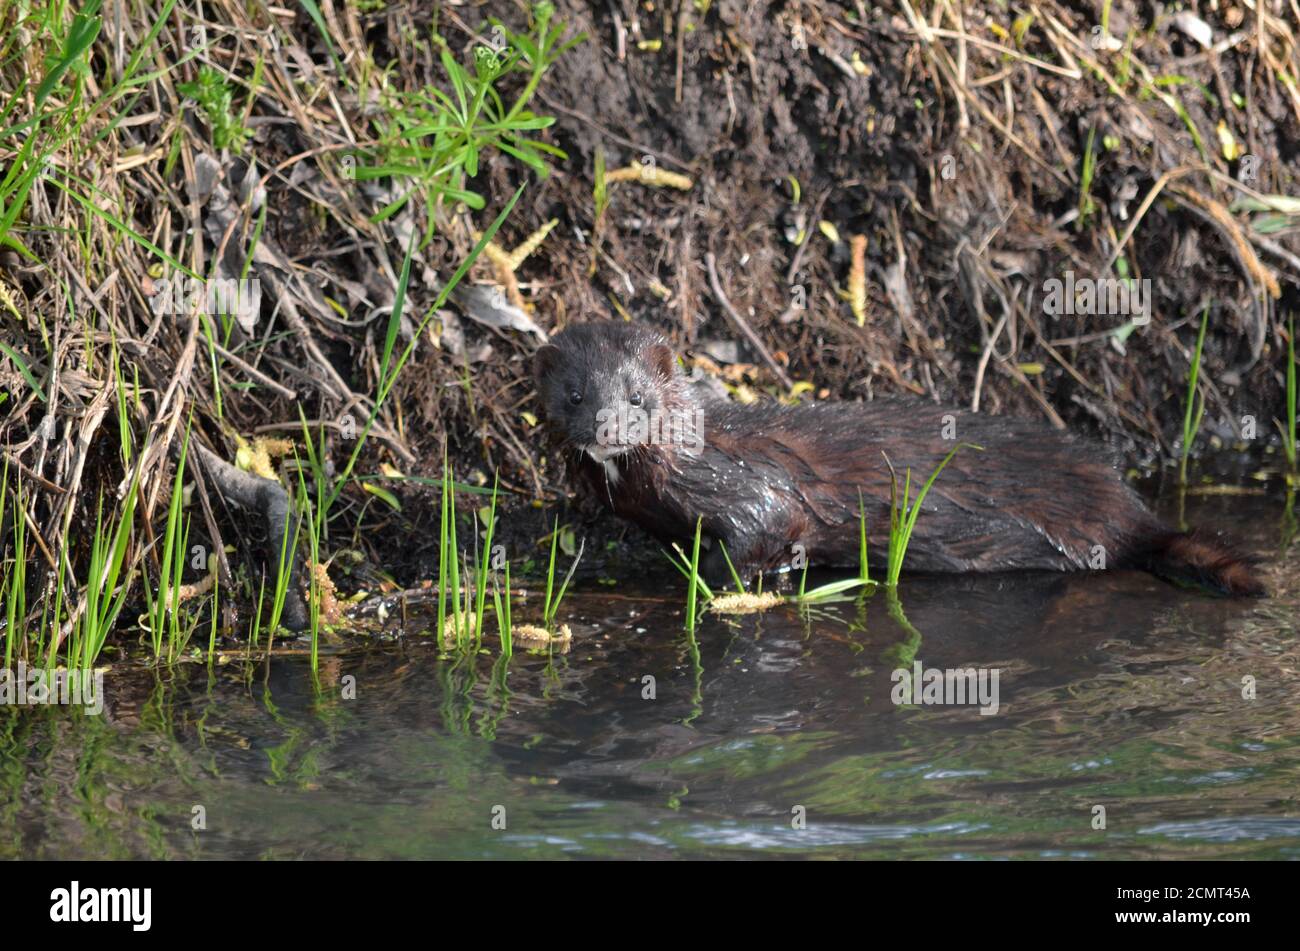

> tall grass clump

[
  {"left": 1, "top": 462, "right": 23, "bottom": 667},
  {"left": 141, "top": 422, "right": 194, "bottom": 663},
  {"left": 434, "top": 457, "right": 504, "bottom": 649},
  {"left": 436, "top": 457, "right": 467, "bottom": 647},
  {"left": 1179, "top": 306, "right": 1210, "bottom": 488},
  {"left": 885, "top": 444, "right": 980, "bottom": 588},
  {"left": 64, "top": 477, "right": 141, "bottom": 671},
  {"left": 264, "top": 477, "right": 304, "bottom": 650},
  {"left": 294, "top": 420, "right": 332, "bottom": 669},
  {"left": 541, "top": 516, "right": 583, "bottom": 631},
  {"left": 471, "top": 474, "right": 501, "bottom": 645},
  {"left": 0, "top": 3, "right": 102, "bottom": 252},
  {"left": 664, "top": 525, "right": 716, "bottom": 621},
  {"left": 493, "top": 561, "right": 513, "bottom": 659},
  {"left": 858, "top": 492, "right": 870, "bottom": 585},
  {"left": 684, "top": 517, "right": 705, "bottom": 633}
]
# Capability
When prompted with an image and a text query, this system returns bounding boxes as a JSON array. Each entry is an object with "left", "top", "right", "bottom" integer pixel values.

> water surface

[{"left": 3, "top": 492, "right": 1297, "bottom": 859}]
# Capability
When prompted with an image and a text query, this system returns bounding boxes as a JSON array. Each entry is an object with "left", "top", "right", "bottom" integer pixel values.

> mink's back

[{"left": 660, "top": 395, "right": 1160, "bottom": 574}]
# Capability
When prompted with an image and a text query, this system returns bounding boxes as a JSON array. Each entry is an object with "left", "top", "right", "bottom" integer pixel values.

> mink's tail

[{"left": 1141, "top": 531, "right": 1265, "bottom": 597}]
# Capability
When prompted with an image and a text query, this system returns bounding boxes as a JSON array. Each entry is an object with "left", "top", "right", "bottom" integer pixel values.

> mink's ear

[
  {"left": 647, "top": 342, "right": 677, "bottom": 380},
  {"left": 533, "top": 344, "right": 561, "bottom": 383}
]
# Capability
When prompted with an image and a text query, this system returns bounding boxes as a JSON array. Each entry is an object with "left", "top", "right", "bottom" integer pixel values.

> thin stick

[{"left": 704, "top": 253, "right": 794, "bottom": 390}]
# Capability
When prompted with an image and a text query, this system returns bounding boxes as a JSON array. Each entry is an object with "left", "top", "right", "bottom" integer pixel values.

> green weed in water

[
  {"left": 1179, "top": 305, "right": 1210, "bottom": 487},
  {"left": 68, "top": 473, "right": 141, "bottom": 671},
  {"left": 472, "top": 473, "right": 501, "bottom": 646},
  {"left": 885, "top": 443, "right": 980, "bottom": 588},
  {"left": 493, "top": 561, "right": 513, "bottom": 659},
  {"left": 685, "top": 517, "right": 704, "bottom": 633},
  {"left": 542, "top": 516, "right": 583, "bottom": 631},
  {"left": 141, "top": 420, "right": 193, "bottom": 663}
]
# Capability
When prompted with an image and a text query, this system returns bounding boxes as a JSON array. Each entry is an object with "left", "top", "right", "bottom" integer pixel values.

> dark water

[{"left": 3, "top": 493, "right": 1298, "bottom": 859}]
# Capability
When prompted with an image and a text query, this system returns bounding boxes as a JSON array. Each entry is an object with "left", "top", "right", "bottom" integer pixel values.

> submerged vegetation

[{"left": 882, "top": 445, "right": 980, "bottom": 588}]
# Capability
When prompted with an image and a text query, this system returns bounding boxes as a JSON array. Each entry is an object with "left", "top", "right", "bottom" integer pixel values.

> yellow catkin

[
  {"left": 478, "top": 239, "right": 524, "bottom": 310},
  {"left": 0, "top": 279, "right": 20, "bottom": 319},
  {"left": 605, "top": 165, "right": 694, "bottom": 190},
  {"left": 477, "top": 219, "right": 560, "bottom": 311},
  {"left": 512, "top": 623, "right": 573, "bottom": 652},
  {"left": 507, "top": 218, "right": 558, "bottom": 271},
  {"left": 848, "top": 234, "right": 868, "bottom": 327},
  {"left": 481, "top": 239, "right": 514, "bottom": 272},
  {"left": 310, "top": 561, "right": 342, "bottom": 625},
  {"left": 177, "top": 555, "right": 216, "bottom": 603},
  {"left": 234, "top": 436, "right": 294, "bottom": 482},
  {"left": 709, "top": 592, "right": 784, "bottom": 615}
]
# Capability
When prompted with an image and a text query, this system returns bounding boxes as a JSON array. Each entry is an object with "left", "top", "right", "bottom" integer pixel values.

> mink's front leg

[{"left": 698, "top": 519, "right": 791, "bottom": 586}]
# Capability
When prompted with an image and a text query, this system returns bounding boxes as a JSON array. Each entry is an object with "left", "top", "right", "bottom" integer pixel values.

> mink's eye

[
  {"left": 629, "top": 392, "right": 643, "bottom": 407},
  {"left": 568, "top": 390, "right": 583, "bottom": 406}
]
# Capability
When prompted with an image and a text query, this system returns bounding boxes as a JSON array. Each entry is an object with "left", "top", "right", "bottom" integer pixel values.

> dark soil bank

[{"left": 482, "top": 0, "right": 1298, "bottom": 455}]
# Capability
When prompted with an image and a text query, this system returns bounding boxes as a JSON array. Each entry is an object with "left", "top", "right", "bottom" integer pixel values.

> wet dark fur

[{"left": 534, "top": 322, "right": 1264, "bottom": 596}]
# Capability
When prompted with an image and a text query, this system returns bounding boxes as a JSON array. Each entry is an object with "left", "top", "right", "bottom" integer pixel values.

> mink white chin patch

[
  {"left": 583, "top": 444, "right": 627, "bottom": 485},
  {"left": 584, "top": 443, "right": 629, "bottom": 463}
]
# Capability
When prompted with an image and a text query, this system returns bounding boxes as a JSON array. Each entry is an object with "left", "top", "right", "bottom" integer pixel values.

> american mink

[{"left": 534, "top": 322, "right": 1263, "bottom": 596}]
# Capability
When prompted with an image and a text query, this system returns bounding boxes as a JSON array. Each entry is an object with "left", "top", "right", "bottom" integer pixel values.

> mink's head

[{"left": 534, "top": 322, "right": 694, "bottom": 462}]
